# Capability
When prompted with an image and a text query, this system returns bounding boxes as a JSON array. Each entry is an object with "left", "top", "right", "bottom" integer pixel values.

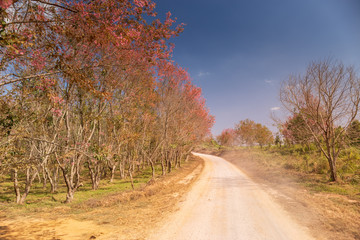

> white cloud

[
  {"left": 270, "top": 107, "right": 280, "bottom": 111},
  {"left": 265, "top": 79, "right": 273, "bottom": 84},
  {"left": 197, "top": 71, "right": 211, "bottom": 77}
]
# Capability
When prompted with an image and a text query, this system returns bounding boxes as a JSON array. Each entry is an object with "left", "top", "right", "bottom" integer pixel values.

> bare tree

[{"left": 280, "top": 59, "right": 360, "bottom": 181}]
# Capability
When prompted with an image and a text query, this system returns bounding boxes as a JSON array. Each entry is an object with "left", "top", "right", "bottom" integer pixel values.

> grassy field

[
  {"left": 0, "top": 156, "right": 204, "bottom": 240},
  {"left": 0, "top": 165, "right": 163, "bottom": 211},
  {"left": 248, "top": 146, "right": 360, "bottom": 199}
]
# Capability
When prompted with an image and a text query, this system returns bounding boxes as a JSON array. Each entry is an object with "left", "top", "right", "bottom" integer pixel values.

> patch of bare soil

[
  {"left": 0, "top": 157, "right": 204, "bottom": 240},
  {"left": 219, "top": 150, "right": 360, "bottom": 240}
]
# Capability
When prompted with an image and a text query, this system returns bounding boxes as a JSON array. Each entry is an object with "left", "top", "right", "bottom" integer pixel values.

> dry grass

[
  {"left": 0, "top": 156, "right": 204, "bottom": 240},
  {"left": 219, "top": 148, "right": 360, "bottom": 240}
]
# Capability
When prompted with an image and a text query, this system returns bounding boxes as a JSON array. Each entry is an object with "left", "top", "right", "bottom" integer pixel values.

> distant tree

[
  {"left": 235, "top": 119, "right": 273, "bottom": 147},
  {"left": 254, "top": 124, "right": 274, "bottom": 148},
  {"left": 235, "top": 119, "right": 256, "bottom": 146},
  {"left": 216, "top": 128, "right": 236, "bottom": 146},
  {"left": 281, "top": 112, "right": 317, "bottom": 146},
  {"left": 274, "top": 134, "right": 282, "bottom": 147},
  {"left": 280, "top": 59, "right": 360, "bottom": 181}
]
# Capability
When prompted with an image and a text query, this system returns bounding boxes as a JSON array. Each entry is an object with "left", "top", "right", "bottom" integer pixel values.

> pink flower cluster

[
  {"left": 0, "top": 0, "right": 13, "bottom": 9},
  {"left": 31, "top": 50, "right": 46, "bottom": 70},
  {"left": 134, "top": 0, "right": 147, "bottom": 8},
  {"left": 51, "top": 95, "right": 64, "bottom": 105},
  {"left": 51, "top": 108, "right": 62, "bottom": 117}
]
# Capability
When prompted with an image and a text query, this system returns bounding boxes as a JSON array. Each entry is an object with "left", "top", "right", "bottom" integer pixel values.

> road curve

[{"left": 150, "top": 153, "right": 314, "bottom": 240}]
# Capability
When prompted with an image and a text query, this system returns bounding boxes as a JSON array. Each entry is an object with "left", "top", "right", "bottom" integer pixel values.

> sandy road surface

[{"left": 150, "top": 153, "right": 314, "bottom": 240}]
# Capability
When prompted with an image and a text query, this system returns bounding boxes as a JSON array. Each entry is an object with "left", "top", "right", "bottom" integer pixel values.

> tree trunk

[
  {"left": 88, "top": 164, "right": 101, "bottom": 190},
  {"left": 128, "top": 163, "right": 134, "bottom": 190},
  {"left": 101, "top": 166, "right": 107, "bottom": 179},
  {"left": 52, "top": 166, "right": 59, "bottom": 193},
  {"left": 61, "top": 165, "right": 81, "bottom": 203},
  {"left": 12, "top": 169, "right": 21, "bottom": 204},
  {"left": 109, "top": 164, "right": 116, "bottom": 183},
  {"left": 35, "top": 171, "right": 41, "bottom": 184},
  {"left": 41, "top": 166, "right": 47, "bottom": 190},
  {"left": 65, "top": 189, "right": 75, "bottom": 203},
  {"left": 167, "top": 158, "right": 172, "bottom": 173},
  {"left": 174, "top": 152, "right": 179, "bottom": 169},
  {"left": 21, "top": 168, "right": 37, "bottom": 204},
  {"left": 149, "top": 158, "right": 155, "bottom": 179},
  {"left": 119, "top": 160, "right": 125, "bottom": 179},
  {"left": 161, "top": 158, "right": 166, "bottom": 176},
  {"left": 178, "top": 152, "right": 184, "bottom": 168},
  {"left": 13, "top": 167, "right": 37, "bottom": 204},
  {"left": 45, "top": 165, "right": 59, "bottom": 193},
  {"left": 328, "top": 157, "right": 338, "bottom": 181},
  {"left": 137, "top": 164, "right": 140, "bottom": 173}
]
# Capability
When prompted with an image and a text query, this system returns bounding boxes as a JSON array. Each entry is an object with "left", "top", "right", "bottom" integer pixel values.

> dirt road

[{"left": 150, "top": 153, "right": 314, "bottom": 240}]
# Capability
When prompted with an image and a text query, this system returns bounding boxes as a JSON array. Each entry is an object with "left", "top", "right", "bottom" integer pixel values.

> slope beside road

[{"left": 150, "top": 153, "right": 314, "bottom": 240}]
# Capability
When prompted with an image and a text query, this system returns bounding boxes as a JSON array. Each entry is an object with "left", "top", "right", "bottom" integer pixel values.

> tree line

[
  {"left": 0, "top": 0, "right": 214, "bottom": 204},
  {"left": 216, "top": 119, "right": 274, "bottom": 148}
]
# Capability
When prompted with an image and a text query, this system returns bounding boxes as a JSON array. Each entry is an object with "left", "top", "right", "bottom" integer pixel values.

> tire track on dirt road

[{"left": 149, "top": 153, "right": 314, "bottom": 240}]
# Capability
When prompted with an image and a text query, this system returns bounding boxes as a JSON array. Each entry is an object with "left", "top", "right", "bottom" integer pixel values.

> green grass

[
  {"left": 303, "top": 182, "right": 349, "bottom": 195},
  {"left": 0, "top": 164, "right": 165, "bottom": 211}
]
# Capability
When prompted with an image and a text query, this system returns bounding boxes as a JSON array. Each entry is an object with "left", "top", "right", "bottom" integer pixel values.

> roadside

[
  {"left": 218, "top": 149, "right": 360, "bottom": 240},
  {"left": 0, "top": 156, "right": 204, "bottom": 240}
]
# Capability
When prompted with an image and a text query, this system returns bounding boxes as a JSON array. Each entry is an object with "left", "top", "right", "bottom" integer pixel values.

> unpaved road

[{"left": 150, "top": 153, "right": 314, "bottom": 240}]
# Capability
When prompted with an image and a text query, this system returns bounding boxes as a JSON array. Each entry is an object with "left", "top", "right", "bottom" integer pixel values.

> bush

[
  {"left": 338, "top": 147, "right": 360, "bottom": 175},
  {"left": 312, "top": 157, "right": 329, "bottom": 174}
]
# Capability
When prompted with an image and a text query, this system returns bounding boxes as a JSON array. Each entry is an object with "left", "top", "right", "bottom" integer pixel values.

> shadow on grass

[
  {"left": 0, "top": 195, "right": 12, "bottom": 202},
  {"left": 0, "top": 165, "right": 169, "bottom": 208}
]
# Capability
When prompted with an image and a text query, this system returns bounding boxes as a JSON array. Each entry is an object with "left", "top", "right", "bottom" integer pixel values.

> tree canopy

[{"left": 0, "top": 0, "right": 214, "bottom": 204}]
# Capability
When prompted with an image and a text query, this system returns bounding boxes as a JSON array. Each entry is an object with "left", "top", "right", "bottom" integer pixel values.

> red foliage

[
  {"left": 217, "top": 128, "right": 236, "bottom": 146},
  {"left": 0, "top": 0, "right": 13, "bottom": 9}
]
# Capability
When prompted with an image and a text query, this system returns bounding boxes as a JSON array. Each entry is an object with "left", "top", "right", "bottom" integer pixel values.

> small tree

[
  {"left": 280, "top": 59, "right": 360, "bottom": 181},
  {"left": 281, "top": 112, "right": 319, "bottom": 148},
  {"left": 235, "top": 119, "right": 273, "bottom": 147},
  {"left": 254, "top": 124, "right": 274, "bottom": 148},
  {"left": 216, "top": 128, "right": 236, "bottom": 146},
  {"left": 235, "top": 119, "right": 257, "bottom": 146},
  {"left": 274, "top": 134, "right": 282, "bottom": 147}
]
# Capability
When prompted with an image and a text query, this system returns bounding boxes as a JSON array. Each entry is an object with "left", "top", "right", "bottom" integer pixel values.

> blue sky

[{"left": 155, "top": 0, "right": 360, "bottom": 136}]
